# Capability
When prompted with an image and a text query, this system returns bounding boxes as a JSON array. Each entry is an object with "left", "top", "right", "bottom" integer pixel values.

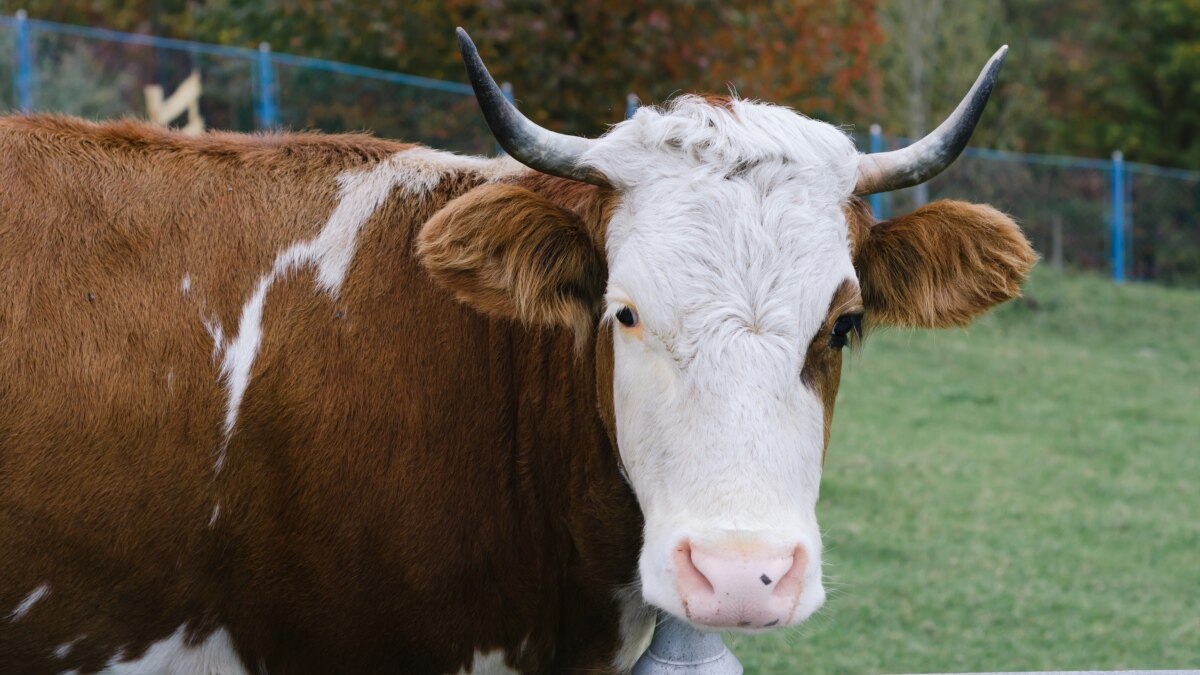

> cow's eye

[
  {"left": 615, "top": 306, "right": 639, "bottom": 328},
  {"left": 829, "top": 313, "right": 862, "bottom": 350}
]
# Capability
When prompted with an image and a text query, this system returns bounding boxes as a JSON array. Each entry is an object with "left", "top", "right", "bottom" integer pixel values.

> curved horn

[
  {"left": 456, "top": 28, "right": 608, "bottom": 186},
  {"left": 855, "top": 46, "right": 1008, "bottom": 196}
]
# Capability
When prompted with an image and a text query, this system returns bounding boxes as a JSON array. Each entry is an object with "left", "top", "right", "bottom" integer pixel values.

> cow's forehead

[
  {"left": 583, "top": 95, "right": 860, "bottom": 193},
  {"left": 593, "top": 97, "right": 859, "bottom": 350},
  {"left": 605, "top": 204, "right": 855, "bottom": 370}
]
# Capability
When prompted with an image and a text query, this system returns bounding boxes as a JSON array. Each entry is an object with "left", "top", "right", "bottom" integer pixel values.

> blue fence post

[
  {"left": 15, "top": 9, "right": 34, "bottom": 113},
  {"left": 869, "top": 124, "right": 884, "bottom": 220},
  {"left": 255, "top": 42, "right": 278, "bottom": 130},
  {"left": 625, "top": 93, "right": 640, "bottom": 120},
  {"left": 1110, "top": 150, "right": 1126, "bottom": 283}
]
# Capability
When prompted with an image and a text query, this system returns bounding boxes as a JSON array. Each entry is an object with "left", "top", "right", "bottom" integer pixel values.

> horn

[
  {"left": 854, "top": 46, "right": 1008, "bottom": 196},
  {"left": 456, "top": 28, "right": 609, "bottom": 186}
]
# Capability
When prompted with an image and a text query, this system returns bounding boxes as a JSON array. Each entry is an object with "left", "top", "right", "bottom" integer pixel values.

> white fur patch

[
  {"left": 100, "top": 625, "right": 249, "bottom": 674},
  {"left": 180, "top": 274, "right": 192, "bottom": 297},
  {"left": 202, "top": 318, "right": 224, "bottom": 362},
  {"left": 213, "top": 148, "right": 518, "bottom": 459},
  {"left": 10, "top": 583, "right": 49, "bottom": 621},
  {"left": 54, "top": 635, "right": 85, "bottom": 659},
  {"left": 390, "top": 148, "right": 521, "bottom": 199},
  {"left": 208, "top": 502, "right": 221, "bottom": 528},
  {"left": 448, "top": 649, "right": 520, "bottom": 675}
]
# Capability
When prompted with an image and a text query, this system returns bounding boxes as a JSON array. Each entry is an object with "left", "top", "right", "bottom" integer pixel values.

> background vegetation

[{"left": 4, "top": 0, "right": 1200, "bottom": 170}]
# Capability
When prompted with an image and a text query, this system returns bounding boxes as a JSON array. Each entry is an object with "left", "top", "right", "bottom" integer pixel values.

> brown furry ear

[
  {"left": 855, "top": 200, "right": 1037, "bottom": 328},
  {"left": 417, "top": 183, "right": 606, "bottom": 341}
]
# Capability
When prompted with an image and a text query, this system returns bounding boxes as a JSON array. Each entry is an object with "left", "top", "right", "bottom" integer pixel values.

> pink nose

[{"left": 673, "top": 540, "right": 808, "bottom": 628}]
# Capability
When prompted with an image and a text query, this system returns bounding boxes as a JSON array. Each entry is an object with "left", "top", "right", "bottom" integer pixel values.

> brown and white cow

[{"left": 0, "top": 31, "right": 1034, "bottom": 674}]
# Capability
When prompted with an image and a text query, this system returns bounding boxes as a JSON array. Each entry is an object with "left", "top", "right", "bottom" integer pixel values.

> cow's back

[{"left": 0, "top": 117, "right": 642, "bottom": 674}]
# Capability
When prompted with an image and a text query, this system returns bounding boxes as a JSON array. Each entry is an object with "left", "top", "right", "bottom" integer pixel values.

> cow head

[{"left": 418, "top": 31, "right": 1036, "bottom": 631}]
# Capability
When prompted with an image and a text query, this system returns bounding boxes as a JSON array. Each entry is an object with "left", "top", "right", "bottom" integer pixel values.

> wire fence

[
  {"left": 0, "top": 12, "right": 494, "bottom": 154},
  {"left": 868, "top": 138, "right": 1200, "bottom": 287},
  {"left": 2, "top": 13, "right": 1197, "bottom": 288}
]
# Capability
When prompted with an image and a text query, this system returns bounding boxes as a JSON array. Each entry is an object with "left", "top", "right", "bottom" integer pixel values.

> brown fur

[
  {"left": 508, "top": 172, "right": 619, "bottom": 254},
  {"left": 0, "top": 116, "right": 640, "bottom": 674},
  {"left": 417, "top": 184, "right": 607, "bottom": 346},
  {"left": 852, "top": 200, "right": 1037, "bottom": 328},
  {"left": 422, "top": 172, "right": 624, "bottom": 446}
]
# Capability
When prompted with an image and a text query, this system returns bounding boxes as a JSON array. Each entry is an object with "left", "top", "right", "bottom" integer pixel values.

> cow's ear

[
  {"left": 417, "top": 183, "right": 606, "bottom": 341},
  {"left": 854, "top": 200, "right": 1037, "bottom": 328}
]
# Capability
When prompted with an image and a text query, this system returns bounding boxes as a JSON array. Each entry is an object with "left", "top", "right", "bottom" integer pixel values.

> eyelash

[{"left": 829, "top": 313, "right": 863, "bottom": 350}]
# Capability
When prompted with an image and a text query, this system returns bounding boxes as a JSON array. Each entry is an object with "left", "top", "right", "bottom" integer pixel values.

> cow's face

[
  {"left": 419, "top": 97, "right": 1033, "bottom": 631},
  {"left": 423, "top": 36, "right": 1033, "bottom": 632},
  {"left": 584, "top": 99, "right": 860, "bottom": 628}
]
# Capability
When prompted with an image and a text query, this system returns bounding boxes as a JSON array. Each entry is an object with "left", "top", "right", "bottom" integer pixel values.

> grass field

[{"left": 726, "top": 268, "right": 1200, "bottom": 673}]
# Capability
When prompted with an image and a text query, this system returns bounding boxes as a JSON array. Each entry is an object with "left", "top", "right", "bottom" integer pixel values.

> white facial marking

[
  {"left": 101, "top": 625, "right": 249, "bottom": 674},
  {"left": 611, "top": 585, "right": 656, "bottom": 672},
  {"left": 180, "top": 274, "right": 192, "bottom": 296},
  {"left": 447, "top": 649, "right": 520, "bottom": 675},
  {"left": 214, "top": 150, "right": 519, "bottom": 457},
  {"left": 582, "top": 96, "right": 859, "bottom": 629},
  {"left": 10, "top": 583, "right": 49, "bottom": 621}
]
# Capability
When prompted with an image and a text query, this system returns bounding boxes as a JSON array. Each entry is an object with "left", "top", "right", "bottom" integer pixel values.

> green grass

[{"left": 726, "top": 268, "right": 1200, "bottom": 673}]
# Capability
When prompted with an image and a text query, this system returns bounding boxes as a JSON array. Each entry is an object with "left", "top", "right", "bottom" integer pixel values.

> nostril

[
  {"left": 770, "top": 546, "right": 809, "bottom": 600},
  {"left": 673, "top": 541, "right": 715, "bottom": 596},
  {"left": 760, "top": 574, "right": 772, "bottom": 585}
]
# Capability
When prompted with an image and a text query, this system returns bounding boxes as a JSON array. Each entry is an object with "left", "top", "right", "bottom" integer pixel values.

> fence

[
  {"left": 862, "top": 127, "right": 1200, "bottom": 288},
  {"left": 2, "top": 13, "right": 1198, "bottom": 287},
  {"left": 0, "top": 12, "right": 494, "bottom": 155}
]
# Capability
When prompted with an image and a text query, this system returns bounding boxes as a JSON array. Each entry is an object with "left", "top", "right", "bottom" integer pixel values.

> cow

[{"left": 0, "top": 29, "right": 1035, "bottom": 675}]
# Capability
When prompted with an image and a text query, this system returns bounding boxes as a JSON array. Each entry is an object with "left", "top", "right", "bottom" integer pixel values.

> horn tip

[{"left": 456, "top": 27, "right": 474, "bottom": 50}]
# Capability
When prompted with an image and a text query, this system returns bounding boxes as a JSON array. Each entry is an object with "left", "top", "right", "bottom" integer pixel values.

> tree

[
  {"left": 180, "top": 1, "right": 884, "bottom": 136},
  {"left": 12, "top": 0, "right": 1200, "bottom": 171},
  {"left": 2, "top": 1, "right": 883, "bottom": 137}
]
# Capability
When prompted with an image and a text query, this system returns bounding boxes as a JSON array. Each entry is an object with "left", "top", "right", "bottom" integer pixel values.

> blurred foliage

[
  {"left": 3, "top": 0, "right": 882, "bottom": 136},
  {"left": 31, "top": 46, "right": 137, "bottom": 119},
  {"left": 3, "top": 0, "right": 1200, "bottom": 170},
  {"left": 1004, "top": 0, "right": 1200, "bottom": 168},
  {"left": 874, "top": 0, "right": 1200, "bottom": 169},
  {"left": 187, "top": 0, "right": 883, "bottom": 136}
]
